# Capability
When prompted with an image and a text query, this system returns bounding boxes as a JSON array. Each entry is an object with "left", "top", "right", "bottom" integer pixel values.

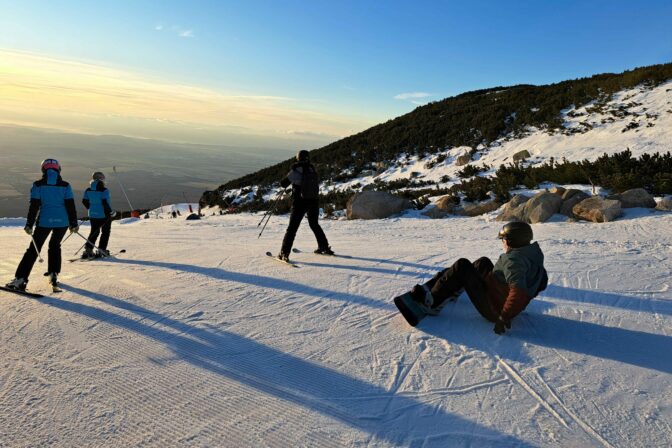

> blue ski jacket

[
  {"left": 82, "top": 180, "right": 112, "bottom": 219},
  {"left": 27, "top": 169, "right": 78, "bottom": 229}
]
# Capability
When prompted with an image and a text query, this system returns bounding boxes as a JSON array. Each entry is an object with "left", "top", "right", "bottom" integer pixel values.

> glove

[
  {"left": 109, "top": 210, "right": 117, "bottom": 218},
  {"left": 69, "top": 225, "right": 79, "bottom": 234},
  {"left": 24, "top": 225, "right": 33, "bottom": 235},
  {"left": 493, "top": 316, "right": 511, "bottom": 335}
]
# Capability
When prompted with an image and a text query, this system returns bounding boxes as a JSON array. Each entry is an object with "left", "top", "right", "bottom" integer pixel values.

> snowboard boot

[
  {"left": 410, "top": 284, "right": 434, "bottom": 313},
  {"left": 82, "top": 247, "right": 94, "bottom": 259},
  {"left": 314, "top": 246, "right": 335, "bottom": 255},
  {"left": 5, "top": 277, "right": 28, "bottom": 291}
]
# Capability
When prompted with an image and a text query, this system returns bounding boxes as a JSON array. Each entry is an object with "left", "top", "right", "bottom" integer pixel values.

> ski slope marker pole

[{"left": 113, "top": 166, "right": 135, "bottom": 212}]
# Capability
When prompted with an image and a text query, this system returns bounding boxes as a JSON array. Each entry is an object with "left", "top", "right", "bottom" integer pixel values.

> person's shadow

[
  {"left": 422, "top": 288, "right": 672, "bottom": 375},
  {"left": 38, "top": 285, "right": 533, "bottom": 447}
]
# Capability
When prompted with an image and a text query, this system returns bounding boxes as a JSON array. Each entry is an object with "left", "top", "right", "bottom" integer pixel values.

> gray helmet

[
  {"left": 498, "top": 221, "right": 533, "bottom": 248},
  {"left": 296, "top": 150, "right": 310, "bottom": 162},
  {"left": 92, "top": 171, "right": 105, "bottom": 181}
]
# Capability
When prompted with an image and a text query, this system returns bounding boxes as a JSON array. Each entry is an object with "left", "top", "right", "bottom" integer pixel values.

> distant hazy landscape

[{"left": 0, "top": 125, "right": 296, "bottom": 217}]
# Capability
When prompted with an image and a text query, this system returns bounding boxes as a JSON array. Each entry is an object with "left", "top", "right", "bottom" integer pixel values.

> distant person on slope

[
  {"left": 276, "top": 150, "right": 333, "bottom": 262},
  {"left": 82, "top": 171, "right": 116, "bottom": 259},
  {"left": 395, "top": 222, "right": 548, "bottom": 333},
  {"left": 5, "top": 159, "right": 79, "bottom": 291}
]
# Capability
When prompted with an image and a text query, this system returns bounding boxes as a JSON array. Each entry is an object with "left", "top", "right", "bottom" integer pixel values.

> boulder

[
  {"left": 520, "top": 192, "right": 562, "bottom": 223},
  {"left": 655, "top": 197, "right": 672, "bottom": 211},
  {"left": 347, "top": 191, "right": 414, "bottom": 220},
  {"left": 185, "top": 213, "right": 201, "bottom": 220},
  {"left": 496, "top": 194, "right": 530, "bottom": 221},
  {"left": 458, "top": 200, "right": 502, "bottom": 217},
  {"left": 608, "top": 188, "right": 656, "bottom": 208},
  {"left": 549, "top": 186, "right": 566, "bottom": 196},
  {"left": 561, "top": 188, "right": 586, "bottom": 200},
  {"left": 512, "top": 150, "right": 531, "bottom": 162},
  {"left": 435, "top": 195, "right": 460, "bottom": 213},
  {"left": 560, "top": 190, "right": 590, "bottom": 217},
  {"left": 455, "top": 154, "right": 472, "bottom": 166},
  {"left": 422, "top": 206, "right": 449, "bottom": 219},
  {"left": 572, "top": 197, "right": 622, "bottom": 223}
]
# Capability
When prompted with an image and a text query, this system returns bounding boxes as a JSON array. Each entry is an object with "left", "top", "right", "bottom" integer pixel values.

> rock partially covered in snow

[
  {"left": 608, "top": 188, "right": 656, "bottom": 208},
  {"left": 435, "top": 195, "right": 460, "bottom": 213},
  {"left": 512, "top": 149, "right": 531, "bottom": 162},
  {"left": 458, "top": 200, "right": 502, "bottom": 217},
  {"left": 560, "top": 190, "right": 590, "bottom": 217},
  {"left": 573, "top": 197, "right": 622, "bottom": 222},
  {"left": 347, "top": 191, "right": 413, "bottom": 220},
  {"left": 520, "top": 191, "right": 562, "bottom": 223},
  {"left": 656, "top": 196, "right": 672, "bottom": 211},
  {"left": 496, "top": 194, "right": 530, "bottom": 221}
]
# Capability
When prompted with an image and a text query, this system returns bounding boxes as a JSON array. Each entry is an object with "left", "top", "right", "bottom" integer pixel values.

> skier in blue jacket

[
  {"left": 82, "top": 171, "right": 116, "bottom": 258},
  {"left": 5, "top": 159, "right": 79, "bottom": 291}
]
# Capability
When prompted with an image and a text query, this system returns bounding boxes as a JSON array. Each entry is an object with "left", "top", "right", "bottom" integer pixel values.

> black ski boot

[
  {"left": 277, "top": 252, "right": 290, "bottom": 262},
  {"left": 82, "top": 247, "right": 94, "bottom": 259},
  {"left": 314, "top": 246, "right": 335, "bottom": 255},
  {"left": 5, "top": 277, "right": 27, "bottom": 291}
]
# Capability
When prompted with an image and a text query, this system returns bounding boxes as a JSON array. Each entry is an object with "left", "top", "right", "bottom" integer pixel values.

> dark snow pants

[
  {"left": 86, "top": 218, "right": 111, "bottom": 251},
  {"left": 426, "top": 257, "right": 499, "bottom": 322},
  {"left": 15, "top": 226, "right": 68, "bottom": 280},
  {"left": 280, "top": 198, "right": 329, "bottom": 255}
]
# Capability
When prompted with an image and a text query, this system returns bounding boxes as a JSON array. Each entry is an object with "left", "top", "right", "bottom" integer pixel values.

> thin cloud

[
  {"left": 394, "top": 92, "right": 431, "bottom": 101},
  {"left": 178, "top": 29, "right": 194, "bottom": 38},
  {"left": 154, "top": 24, "right": 164, "bottom": 31}
]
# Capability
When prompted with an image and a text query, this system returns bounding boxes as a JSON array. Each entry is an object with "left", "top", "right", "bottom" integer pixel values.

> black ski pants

[
  {"left": 15, "top": 226, "right": 68, "bottom": 280},
  {"left": 426, "top": 257, "right": 499, "bottom": 322},
  {"left": 86, "top": 218, "right": 111, "bottom": 251},
  {"left": 280, "top": 198, "right": 329, "bottom": 255}
]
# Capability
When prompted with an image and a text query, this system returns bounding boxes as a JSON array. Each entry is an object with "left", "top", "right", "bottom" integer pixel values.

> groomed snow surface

[{"left": 1, "top": 210, "right": 671, "bottom": 447}]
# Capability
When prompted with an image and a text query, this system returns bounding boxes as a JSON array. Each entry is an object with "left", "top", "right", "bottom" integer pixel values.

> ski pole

[
  {"left": 30, "top": 235, "right": 44, "bottom": 263},
  {"left": 113, "top": 166, "right": 135, "bottom": 212},
  {"left": 61, "top": 219, "right": 83, "bottom": 244},
  {"left": 71, "top": 231, "right": 112, "bottom": 258},
  {"left": 256, "top": 190, "right": 284, "bottom": 227},
  {"left": 258, "top": 189, "right": 286, "bottom": 238}
]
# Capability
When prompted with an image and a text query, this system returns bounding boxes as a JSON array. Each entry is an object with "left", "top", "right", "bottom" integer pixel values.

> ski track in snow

[{"left": 0, "top": 212, "right": 671, "bottom": 447}]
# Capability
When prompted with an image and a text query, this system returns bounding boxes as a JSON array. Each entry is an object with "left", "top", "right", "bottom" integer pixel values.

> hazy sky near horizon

[{"left": 0, "top": 0, "right": 670, "bottom": 149}]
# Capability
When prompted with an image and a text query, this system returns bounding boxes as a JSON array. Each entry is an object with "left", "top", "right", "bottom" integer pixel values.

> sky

[{"left": 0, "top": 0, "right": 671, "bottom": 150}]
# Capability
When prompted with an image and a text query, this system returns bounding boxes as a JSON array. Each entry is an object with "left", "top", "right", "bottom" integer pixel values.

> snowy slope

[
  {"left": 218, "top": 80, "right": 672, "bottom": 205},
  {"left": 1, "top": 210, "right": 671, "bottom": 447}
]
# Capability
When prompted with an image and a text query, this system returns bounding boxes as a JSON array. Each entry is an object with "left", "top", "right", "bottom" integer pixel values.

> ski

[
  {"left": 265, "top": 252, "right": 299, "bottom": 268},
  {"left": 0, "top": 286, "right": 44, "bottom": 299},
  {"left": 292, "top": 248, "right": 349, "bottom": 258},
  {"left": 70, "top": 249, "right": 126, "bottom": 263}
]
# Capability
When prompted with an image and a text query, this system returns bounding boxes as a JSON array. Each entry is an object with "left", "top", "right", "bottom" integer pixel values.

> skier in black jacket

[{"left": 277, "top": 150, "right": 332, "bottom": 261}]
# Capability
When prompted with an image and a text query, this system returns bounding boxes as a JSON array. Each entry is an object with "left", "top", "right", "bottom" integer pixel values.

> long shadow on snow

[
  {"left": 294, "top": 259, "right": 425, "bottom": 277},
  {"left": 109, "top": 258, "right": 394, "bottom": 311},
  {"left": 422, "top": 297, "right": 672, "bottom": 375},
  {"left": 40, "top": 288, "right": 533, "bottom": 447},
  {"left": 544, "top": 284, "right": 672, "bottom": 316}
]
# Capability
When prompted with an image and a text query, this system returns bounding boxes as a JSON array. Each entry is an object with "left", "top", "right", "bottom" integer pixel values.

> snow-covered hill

[
  {"left": 219, "top": 80, "right": 672, "bottom": 208},
  {"left": 1, "top": 209, "right": 670, "bottom": 446}
]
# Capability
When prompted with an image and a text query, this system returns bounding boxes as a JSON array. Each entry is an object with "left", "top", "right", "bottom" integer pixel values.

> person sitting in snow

[
  {"left": 81, "top": 171, "right": 116, "bottom": 259},
  {"left": 404, "top": 221, "right": 548, "bottom": 334},
  {"left": 276, "top": 150, "right": 333, "bottom": 262},
  {"left": 5, "top": 159, "right": 78, "bottom": 291}
]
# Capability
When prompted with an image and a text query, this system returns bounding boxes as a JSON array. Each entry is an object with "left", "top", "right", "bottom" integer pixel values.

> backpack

[{"left": 300, "top": 164, "right": 320, "bottom": 199}]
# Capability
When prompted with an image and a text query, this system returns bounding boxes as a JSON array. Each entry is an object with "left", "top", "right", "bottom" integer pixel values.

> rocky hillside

[{"left": 201, "top": 63, "right": 672, "bottom": 212}]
